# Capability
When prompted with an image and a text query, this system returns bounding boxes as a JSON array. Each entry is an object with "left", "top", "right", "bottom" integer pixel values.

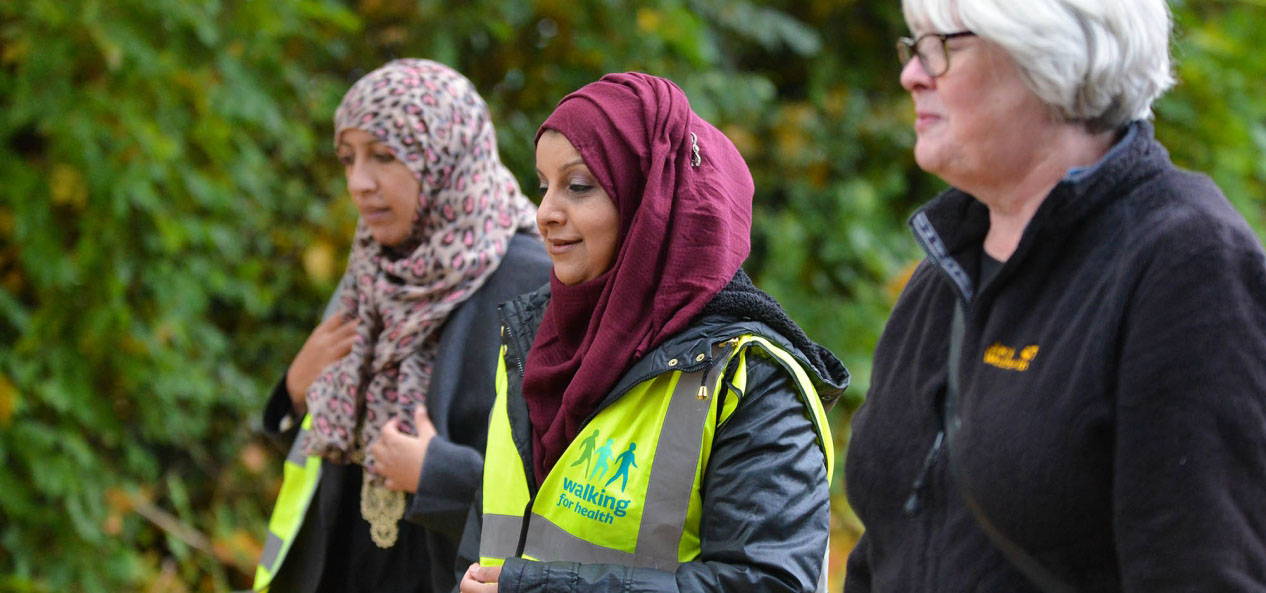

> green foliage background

[{"left": 1, "top": 0, "right": 1263, "bottom": 590}]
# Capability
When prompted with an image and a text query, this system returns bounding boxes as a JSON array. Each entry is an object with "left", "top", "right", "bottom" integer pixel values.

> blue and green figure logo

[
  {"left": 573, "top": 430, "right": 638, "bottom": 492},
  {"left": 558, "top": 429, "right": 638, "bottom": 524}
]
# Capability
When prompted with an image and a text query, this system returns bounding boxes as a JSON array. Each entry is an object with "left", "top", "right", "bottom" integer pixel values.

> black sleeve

[
  {"left": 1113, "top": 224, "right": 1266, "bottom": 591},
  {"left": 407, "top": 235, "right": 551, "bottom": 538},
  {"left": 261, "top": 371, "right": 300, "bottom": 452},
  {"left": 407, "top": 432, "right": 486, "bottom": 538},
  {"left": 452, "top": 487, "right": 485, "bottom": 592},
  {"left": 402, "top": 280, "right": 503, "bottom": 537},
  {"left": 842, "top": 533, "right": 871, "bottom": 593},
  {"left": 261, "top": 278, "right": 349, "bottom": 451},
  {"left": 496, "top": 354, "right": 831, "bottom": 593}
]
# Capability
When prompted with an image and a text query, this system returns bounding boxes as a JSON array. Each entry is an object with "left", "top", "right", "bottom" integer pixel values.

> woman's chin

[
  {"left": 912, "top": 142, "right": 951, "bottom": 177},
  {"left": 369, "top": 226, "right": 409, "bottom": 248}
]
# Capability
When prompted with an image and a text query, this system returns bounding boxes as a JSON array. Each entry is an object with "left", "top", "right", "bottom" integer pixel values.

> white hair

[{"left": 902, "top": 0, "right": 1175, "bottom": 131}]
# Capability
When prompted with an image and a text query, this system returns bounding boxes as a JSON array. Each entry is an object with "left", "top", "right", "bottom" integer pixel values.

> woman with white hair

[{"left": 844, "top": 0, "right": 1266, "bottom": 591}]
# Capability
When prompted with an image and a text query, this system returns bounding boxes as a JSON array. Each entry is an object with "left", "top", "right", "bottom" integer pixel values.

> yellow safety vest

[
  {"left": 479, "top": 334, "right": 833, "bottom": 578},
  {"left": 253, "top": 415, "right": 323, "bottom": 592}
]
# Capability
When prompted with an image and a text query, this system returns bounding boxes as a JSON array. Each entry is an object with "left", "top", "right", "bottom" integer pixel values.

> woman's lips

[
  {"left": 547, "top": 239, "right": 580, "bottom": 255},
  {"left": 362, "top": 207, "right": 393, "bottom": 223},
  {"left": 914, "top": 112, "right": 941, "bottom": 132}
]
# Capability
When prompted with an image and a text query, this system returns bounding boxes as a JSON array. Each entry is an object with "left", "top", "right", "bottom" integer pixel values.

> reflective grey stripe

[
  {"left": 479, "top": 513, "right": 524, "bottom": 560},
  {"left": 632, "top": 356, "right": 725, "bottom": 569},
  {"left": 522, "top": 511, "right": 637, "bottom": 565},
  {"left": 285, "top": 428, "right": 310, "bottom": 467},
  {"left": 259, "top": 531, "right": 284, "bottom": 572},
  {"left": 520, "top": 352, "right": 727, "bottom": 567}
]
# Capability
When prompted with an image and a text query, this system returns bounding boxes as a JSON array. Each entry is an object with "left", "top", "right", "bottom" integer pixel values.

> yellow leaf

[
  {"left": 1, "top": 38, "right": 29, "bottom": 66},
  {"left": 0, "top": 205, "right": 13, "bottom": 234},
  {"left": 303, "top": 239, "right": 337, "bottom": 286},
  {"left": 637, "top": 8, "right": 662, "bottom": 32},
  {"left": 104, "top": 487, "right": 133, "bottom": 512},
  {"left": 885, "top": 260, "right": 920, "bottom": 303},
  {"left": 155, "top": 323, "right": 174, "bottom": 346},
  {"left": 0, "top": 374, "right": 16, "bottom": 426},
  {"left": 722, "top": 124, "right": 760, "bottom": 160},
  {"left": 49, "top": 163, "right": 88, "bottom": 208}
]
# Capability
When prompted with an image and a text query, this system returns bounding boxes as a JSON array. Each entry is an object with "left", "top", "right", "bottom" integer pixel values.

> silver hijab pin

[{"left": 690, "top": 132, "right": 701, "bottom": 167}]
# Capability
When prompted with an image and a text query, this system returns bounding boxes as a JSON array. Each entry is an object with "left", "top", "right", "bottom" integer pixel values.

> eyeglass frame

[{"left": 896, "top": 31, "right": 976, "bottom": 78}]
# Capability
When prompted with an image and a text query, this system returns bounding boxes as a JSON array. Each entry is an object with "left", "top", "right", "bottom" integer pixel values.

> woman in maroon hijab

[{"left": 455, "top": 72, "right": 849, "bottom": 593}]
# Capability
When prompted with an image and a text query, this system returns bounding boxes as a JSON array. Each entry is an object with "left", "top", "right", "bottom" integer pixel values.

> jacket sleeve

[
  {"left": 402, "top": 295, "right": 499, "bottom": 538},
  {"left": 260, "top": 372, "right": 300, "bottom": 452},
  {"left": 260, "top": 278, "right": 349, "bottom": 452},
  {"left": 842, "top": 532, "right": 871, "bottom": 593},
  {"left": 495, "top": 353, "right": 831, "bottom": 593},
  {"left": 452, "top": 487, "right": 485, "bottom": 592},
  {"left": 1113, "top": 223, "right": 1266, "bottom": 591},
  {"left": 408, "top": 432, "right": 486, "bottom": 538},
  {"left": 406, "top": 237, "right": 550, "bottom": 538}
]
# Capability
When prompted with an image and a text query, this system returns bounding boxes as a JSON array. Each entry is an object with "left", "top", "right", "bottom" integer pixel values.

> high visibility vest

[
  {"left": 479, "top": 334, "right": 834, "bottom": 587},
  {"left": 253, "top": 415, "right": 323, "bottom": 592}
]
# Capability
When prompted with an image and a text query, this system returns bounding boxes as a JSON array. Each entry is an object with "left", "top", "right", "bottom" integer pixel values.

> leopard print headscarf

[{"left": 301, "top": 59, "right": 537, "bottom": 544}]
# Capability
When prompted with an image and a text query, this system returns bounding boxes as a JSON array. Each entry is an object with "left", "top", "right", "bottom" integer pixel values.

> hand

[
  {"left": 285, "top": 311, "right": 357, "bottom": 416},
  {"left": 459, "top": 563, "right": 501, "bottom": 593},
  {"left": 367, "top": 406, "right": 436, "bottom": 493}
]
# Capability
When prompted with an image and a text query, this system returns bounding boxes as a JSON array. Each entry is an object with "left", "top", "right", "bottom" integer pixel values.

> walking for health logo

[{"left": 557, "top": 429, "right": 638, "bottom": 525}]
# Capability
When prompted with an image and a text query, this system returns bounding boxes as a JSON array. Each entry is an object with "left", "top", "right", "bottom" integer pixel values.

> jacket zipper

[
  {"left": 515, "top": 493, "right": 536, "bottom": 557},
  {"left": 501, "top": 322, "right": 527, "bottom": 379},
  {"left": 499, "top": 318, "right": 539, "bottom": 557},
  {"left": 903, "top": 430, "right": 944, "bottom": 517}
]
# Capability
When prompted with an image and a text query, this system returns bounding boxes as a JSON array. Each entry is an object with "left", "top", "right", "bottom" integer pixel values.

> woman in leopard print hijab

[
  {"left": 258, "top": 59, "right": 547, "bottom": 593},
  {"left": 305, "top": 58, "right": 537, "bottom": 543}
]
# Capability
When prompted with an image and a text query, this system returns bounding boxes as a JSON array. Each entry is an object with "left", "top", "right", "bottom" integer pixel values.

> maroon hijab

[{"left": 523, "top": 73, "right": 754, "bottom": 482}]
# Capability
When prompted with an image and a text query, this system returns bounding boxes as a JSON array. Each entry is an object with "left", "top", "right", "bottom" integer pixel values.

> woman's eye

[
  {"left": 338, "top": 154, "right": 353, "bottom": 166},
  {"left": 536, "top": 184, "right": 548, "bottom": 196},
  {"left": 373, "top": 152, "right": 395, "bottom": 163},
  {"left": 568, "top": 183, "right": 593, "bottom": 193}
]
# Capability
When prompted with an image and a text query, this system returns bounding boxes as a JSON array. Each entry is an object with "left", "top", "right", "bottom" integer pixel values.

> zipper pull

[
  {"left": 697, "top": 354, "right": 714, "bottom": 400},
  {"left": 696, "top": 339, "right": 736, "bottom": 400},
  {"left": 702, "top": 337, "right": 743, "bottom": 400},
  {"left": 903, "top": 430, "right": 945, "bottom": 517}
]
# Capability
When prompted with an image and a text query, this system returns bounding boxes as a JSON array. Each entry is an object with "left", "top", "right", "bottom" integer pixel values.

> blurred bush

[{"left": 0, "top": 0, "right": 1262, "bottom": 591}]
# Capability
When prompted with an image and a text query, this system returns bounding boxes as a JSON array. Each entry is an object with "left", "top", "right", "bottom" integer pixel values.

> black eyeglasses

[{"left": 896, "top": 31, "right": 976, "bottom": 78}]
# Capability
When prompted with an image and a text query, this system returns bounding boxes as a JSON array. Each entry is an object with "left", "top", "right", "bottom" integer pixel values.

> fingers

[
  {"left": 316, "top": 309, "right": 348, "bottom": 331},
  {"left": 460, "top": 564, "right": 499, "bottom": 592},
  {"left": 380, "top": 417, "right": 400, "bottom": 438},
  {"left": 459, "top": 566, "right": 478, "bottom": 593},
  {"left": 462, "top": 564, "right": 478, "bottom": 584},
  {"left": 331, "top": 316, "right": 358, "bottom": 339},
  {"left": 324, "top": 317, "right": 357, "bottom": 359},
  {"left": 366, "top": 440, "right": 385, "bottom": 469},
  {"left": 470, "top": 563, "right": 502, "bottom": 584},
  {"left": 315, "top": 310, "right": 355, "bottom": 339}
]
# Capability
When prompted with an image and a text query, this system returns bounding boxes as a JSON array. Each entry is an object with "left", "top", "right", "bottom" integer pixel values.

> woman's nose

[
  {"left": 899, "top": 56, "right": 933, "bottom": 92},
  {"left": 346, "top": 158, "right": 376, "bottom": 195},
  {"left": 536, "top": 188, "right": 565, "bottom": 227}
]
